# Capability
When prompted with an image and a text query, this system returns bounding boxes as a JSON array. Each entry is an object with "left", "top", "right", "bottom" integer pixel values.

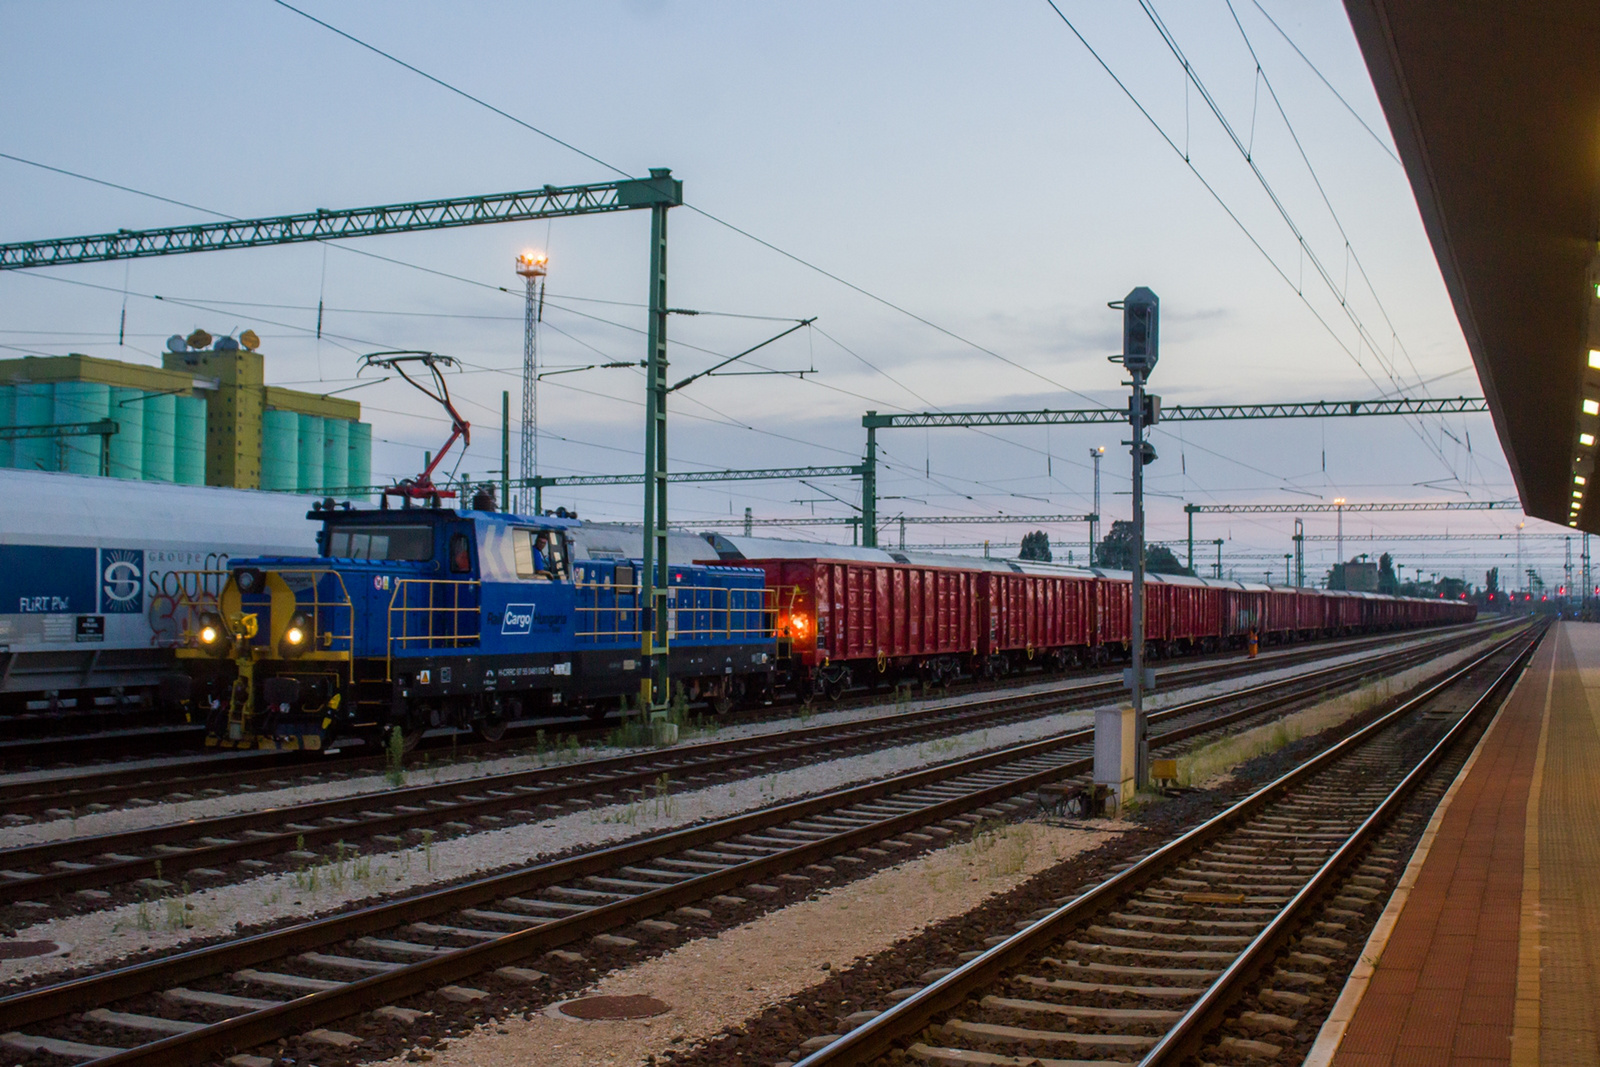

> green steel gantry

[
  {"left": 858, "top": 397, "right": 1490, "bottom": 548},
  {"left": 0, "top": 170, "right": 686, "bottom": 718},
  {"left": 0, "top": 419, "right": 119, "bottom": 476},
  {"left": 1182, "top": 499, "right": 1522, "bottom": 580}
]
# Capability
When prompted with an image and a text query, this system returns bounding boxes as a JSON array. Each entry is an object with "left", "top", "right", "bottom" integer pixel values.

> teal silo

[
  {"left": 297, "top": 414, "right": 325, "bottom": 494},
  {"left": 321, "top": 418, "right": 349, "bottom": 495},
  {"left": 347, "top": 421, "right": 372, "bottom": 499},
  {"left": 107, "top": 387, "right": 144, "bottom": 480},
  {"left": 0, "top": 384, "right": 13, "bottom": 468},
  {"left": 52, "top": 381, "right": 110, "bottom": 474},
  {"left": 141, "top": 393, "right": 176, "bottom": 482},
  {"left": 173, "top": 395, "right": 207, "bottom": 485},
  {"left": 260, "top": 409, "right": 301, "bottom": 491},
  {"left": 12, "top": 383, "right": 53, "bottom": 471}
]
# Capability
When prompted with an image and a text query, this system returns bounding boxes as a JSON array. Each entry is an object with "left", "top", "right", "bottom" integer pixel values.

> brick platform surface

[{"left": 1327, "top": 622, "right": 1600, "bottom": 1066}]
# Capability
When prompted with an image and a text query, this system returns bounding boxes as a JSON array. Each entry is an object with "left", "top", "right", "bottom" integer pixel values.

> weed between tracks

[
  {"left": 594, "top": 773, "right": 678, "bottom": 826},
  {"left": 1175, "top": 673, "right": 1395, "bottom": 787}
]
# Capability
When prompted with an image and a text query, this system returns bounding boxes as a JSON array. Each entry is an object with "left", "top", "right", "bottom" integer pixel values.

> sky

[{"left": 0, "top": 1, "right": 1579, "bottom": 590}]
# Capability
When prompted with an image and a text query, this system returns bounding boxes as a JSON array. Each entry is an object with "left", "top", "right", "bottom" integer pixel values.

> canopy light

[
  {"left": 1586, "top": 399, "right": 1600, "bottom": 416},
  {"left": 1583, "top": 433, "right": 1596, "bottom": 447},
  {"left": 1578, "top": 476, "right": 1588, "bottom": 486},
  {"left": 1591, "top": 349, "right": 1600, "bottom": 369}
]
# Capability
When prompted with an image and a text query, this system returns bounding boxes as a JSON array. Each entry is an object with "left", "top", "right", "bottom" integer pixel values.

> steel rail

[
  {"left": 793, "top": 622, "right": 1539, "bottom": 1066},
  {"left": 0, "top": 631, "right": 1484, "bottom": 1063},
  {"left": 1138, "top": 628, "right": 1539, "bottom": 1063},
  {"left": 0, "top": 628, "right": 1489, "bottom": 904}
]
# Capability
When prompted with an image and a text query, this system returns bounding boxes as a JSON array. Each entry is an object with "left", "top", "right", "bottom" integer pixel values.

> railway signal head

[{"left": 1117, "top": 286, "right": 1160, "bottom": 374}]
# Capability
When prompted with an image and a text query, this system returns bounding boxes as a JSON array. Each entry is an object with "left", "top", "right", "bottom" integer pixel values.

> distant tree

[
  {"left": 1377, "top": 552, "right": 1399, "bottom": 595},
  {"left": 1097, "top": 520, "right": 1192, "bottom": 576},
  {"left": 1019, "top": 530, "right": 1052, "bottom": 562},
  {"left": 1438, "top": 576, "right": 1466, "bottom": 600},
  {"left": 1486, "top": 567, "right": 1499, "bottom": 595}
]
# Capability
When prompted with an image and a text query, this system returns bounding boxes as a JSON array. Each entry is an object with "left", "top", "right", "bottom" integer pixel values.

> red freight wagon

[
  {"left": 1152, "top": 574, "right": 1220, "bottom": 651},
  {"left": 980, "top": 571, "right": 1094, "bottom": 667},
  {"left": 1265, "top": 589, "right": 1299, "bottom": 640},
  {"left": 1094, "top": 576, "right": 1133, "bottom": 649},
  {"left": 742, "top": 558, "right": 980, "bottom": 695}
]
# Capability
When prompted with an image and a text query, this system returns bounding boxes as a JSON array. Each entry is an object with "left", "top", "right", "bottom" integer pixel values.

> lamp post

[{"left": 1090, "top": 446, "right": 1105, "bottom": 565}]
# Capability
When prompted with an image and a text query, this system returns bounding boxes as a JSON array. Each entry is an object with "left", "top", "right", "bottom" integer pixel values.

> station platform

[{"left": 1309, "top": 620, "right": 1600, "bottom": 1066}]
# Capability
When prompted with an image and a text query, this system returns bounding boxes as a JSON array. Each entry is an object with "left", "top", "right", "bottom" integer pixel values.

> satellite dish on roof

[
  {"left": 239, "top": 329, "right": 260, "bottom": 351},
  {"left": 215, "top": 335, "right": 240, "bottom": 352},
  {"left": 186, "top": 329, "right": 213, "bottom": 350},
  {"left": 166, "top": 335, "right": 188, "bottom": 353}
]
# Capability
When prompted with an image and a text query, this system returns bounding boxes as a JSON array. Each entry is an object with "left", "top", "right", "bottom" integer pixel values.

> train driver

[{"left": 533, "top": 532, "right": 550, "bottom": 575}]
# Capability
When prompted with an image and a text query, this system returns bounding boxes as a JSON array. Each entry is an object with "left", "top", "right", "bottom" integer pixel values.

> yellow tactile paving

[
  {"left": 1538, "top": 623, "right": 1600, "bottom": 1062},
  {"left": 1509, "top": 644, "right": 1550, "bottom": 1067}
]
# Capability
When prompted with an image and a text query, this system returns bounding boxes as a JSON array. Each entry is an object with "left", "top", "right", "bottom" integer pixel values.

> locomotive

[{"left": 175, "top": 502, "right": 772, "bottom": 750}]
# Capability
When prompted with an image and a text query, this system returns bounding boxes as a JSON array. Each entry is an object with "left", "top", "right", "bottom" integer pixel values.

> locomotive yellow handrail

[
  {"left": 255, "top": 568, "right": 355, "bottom": 651},
  {"left": 386, "top": 578, "right": 481, "bottom": 679}
]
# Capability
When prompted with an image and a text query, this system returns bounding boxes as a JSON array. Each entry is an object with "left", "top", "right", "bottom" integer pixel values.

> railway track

[
  {"left": 0, "top": 624, "right": 1522, "bottom": 1066},
  {"left": 0, "top": 622, "right": 1494, "bottom": 818},
  {"left": 789, "top": 622, "right": 1541, "bottom": 1067},
  {"left": 0, "top": 626, "right": 1496, "bottom": 911},
  {"left": 0, "top": 622, "right": 1487, "bottom": 780}
]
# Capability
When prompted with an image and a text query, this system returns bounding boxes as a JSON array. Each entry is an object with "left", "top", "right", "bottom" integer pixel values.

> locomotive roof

[{"left": 314, "top": 504, "right": 583, "bottom": 530}]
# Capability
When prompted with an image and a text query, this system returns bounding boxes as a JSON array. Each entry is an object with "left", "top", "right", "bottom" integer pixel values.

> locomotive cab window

[
  {"left": 513, "top": 529, "right": 569, "bottom": 581},
  {"left": 325, "top": 525, "right": 433, "bottom": 562},
  {"left": 449, "top": 532, "right": 473, "bottom": 574}
]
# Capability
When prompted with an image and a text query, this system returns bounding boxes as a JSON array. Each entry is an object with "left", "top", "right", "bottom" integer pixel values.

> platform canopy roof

[{"left": 1343, "top": 0, "right": 1600, "bottom": 532}]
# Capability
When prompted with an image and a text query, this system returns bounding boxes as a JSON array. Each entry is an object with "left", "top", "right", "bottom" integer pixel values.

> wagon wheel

[
  {"left": 476, "top": 717, "right": 508, "bottom": 743},
  {"left": 824, "top": 674, "right": 848, "bottom": 702}
]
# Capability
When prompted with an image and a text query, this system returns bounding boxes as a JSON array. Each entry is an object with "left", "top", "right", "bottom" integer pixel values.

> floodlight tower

[
  {"left": 516, "top": 251, "right": 548, "bottom": 513},
  {"left": 1089, "top": 446, "right": 1105, "bottom": 564}
]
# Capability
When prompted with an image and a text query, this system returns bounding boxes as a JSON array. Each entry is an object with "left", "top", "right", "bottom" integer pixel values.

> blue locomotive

[{"left": 177, "top": 502, "right": 773, "bottom": 751}]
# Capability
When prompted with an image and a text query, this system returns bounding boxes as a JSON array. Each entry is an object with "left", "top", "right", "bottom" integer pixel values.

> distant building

[
  {"left": 0, "top": 344, "right": 370, "bottom": 494},
  {"left": 1329, "top": 559, "right": 1379, "bottom": 592}
]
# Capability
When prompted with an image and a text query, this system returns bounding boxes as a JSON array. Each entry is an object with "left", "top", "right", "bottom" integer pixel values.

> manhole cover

[
  {"left": 0, "top": 940, "right": 64, "bottom": 960},
  {"left": 556, "top": 995, "right": 671, "bottom": 1021}
]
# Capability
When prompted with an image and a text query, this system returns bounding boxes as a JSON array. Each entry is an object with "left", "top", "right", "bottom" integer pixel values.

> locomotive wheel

[
  {"left": 477, "top": 717, "right": 508, "bottom": 743},
  {"left": 399, "top": 725, "right": 425, "bottom": 755}
]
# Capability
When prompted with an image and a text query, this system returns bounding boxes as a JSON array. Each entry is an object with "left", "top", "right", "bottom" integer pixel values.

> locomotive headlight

[
  {"left": 234, "top": 568, "right": 263, "bottom": 594},
  {"left": 279, "top": 613, "right": 311, "bottom": 658},
  {"left": 196, "top": 612, "right": 232, "bottom": 657}
]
